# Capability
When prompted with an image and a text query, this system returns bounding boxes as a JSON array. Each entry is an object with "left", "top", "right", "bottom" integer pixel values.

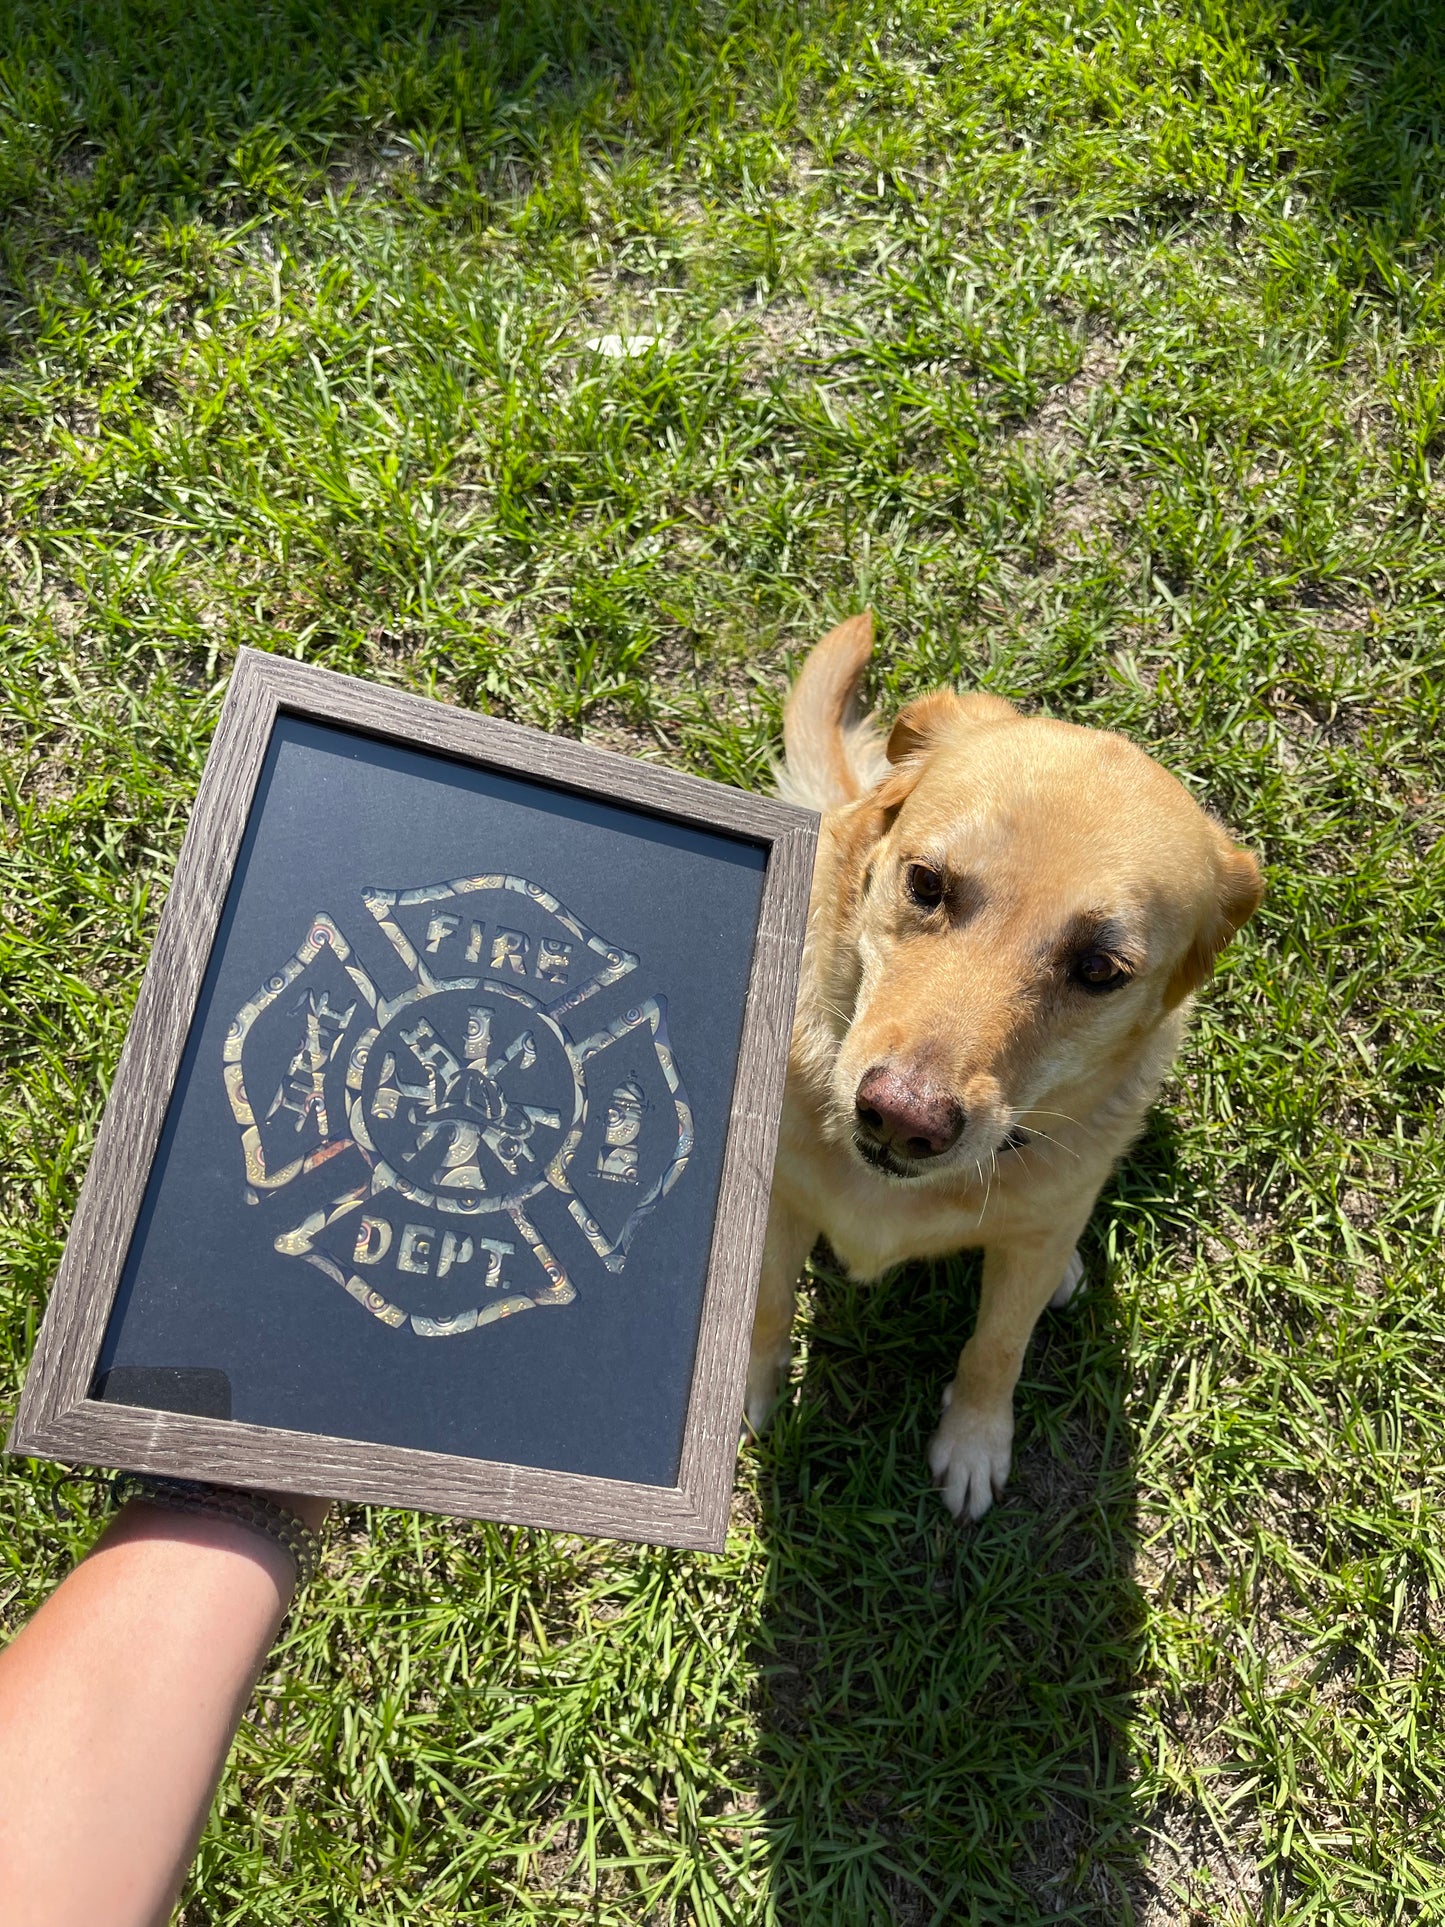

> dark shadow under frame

[{"left": 5, "top": 650, "right": 818, "bottom": 1552}]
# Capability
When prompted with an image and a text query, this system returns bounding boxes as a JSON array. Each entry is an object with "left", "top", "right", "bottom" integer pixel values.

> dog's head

[{"left": 818, "top": 689, "right": 1263, "bottom": 1182}]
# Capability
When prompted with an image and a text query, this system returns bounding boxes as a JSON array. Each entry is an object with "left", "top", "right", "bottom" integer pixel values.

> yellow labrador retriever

[{"left": 746, "top": 613, "right": 1262, "bottom": 1520}]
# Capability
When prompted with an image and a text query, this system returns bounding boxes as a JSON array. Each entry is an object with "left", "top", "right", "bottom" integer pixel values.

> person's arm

[{"left": 0, "top": 1490, "right": 330, "bottom": 1927}]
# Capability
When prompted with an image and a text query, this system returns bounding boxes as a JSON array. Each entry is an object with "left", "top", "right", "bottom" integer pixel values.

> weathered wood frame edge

[{"left": 5, "top": 647, "right": 818, "bottom": 1553}]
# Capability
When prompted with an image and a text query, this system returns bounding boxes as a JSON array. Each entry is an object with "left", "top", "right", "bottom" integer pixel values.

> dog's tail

[{"left": 776, "top": 611, "right": 890, "bottom": 811}]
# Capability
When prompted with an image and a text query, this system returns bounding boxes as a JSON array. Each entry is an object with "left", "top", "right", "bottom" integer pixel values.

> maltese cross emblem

[{"left": 222, "top": 875, "right": 692, "bottom": 1337}]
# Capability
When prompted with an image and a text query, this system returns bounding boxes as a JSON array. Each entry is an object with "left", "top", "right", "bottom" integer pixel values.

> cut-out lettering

[
  {"left": 397, "top": 1223, "right": 436, "bottom": 1274},
  {"left": 490, "top": 929, "right": 529, "bottom": 976},
  {"left": 353, "top": 1216, "right": 393, "bottom": 1265},
  {"left": 437, "top": 1230, "right": 472, "bottom": 1276},
  {"left": 536, "top": 939, "right": 573, "bottom": 984}
]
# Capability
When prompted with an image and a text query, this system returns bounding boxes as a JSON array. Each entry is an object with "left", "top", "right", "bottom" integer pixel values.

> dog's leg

[
  {"left": 929, "top": 1221, "right": 1091, "bottom": 1521},
  {"left": 1049, "top": 1246, "right": 1085, "bottom": 1309},
  {"left": 743, "top": 1196, "right": 817, "bottom": 1435}
]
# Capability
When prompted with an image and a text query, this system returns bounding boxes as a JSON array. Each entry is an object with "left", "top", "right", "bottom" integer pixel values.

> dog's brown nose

[{"left": 855, "top": 1067, "right": 963, "bottom": 1159}]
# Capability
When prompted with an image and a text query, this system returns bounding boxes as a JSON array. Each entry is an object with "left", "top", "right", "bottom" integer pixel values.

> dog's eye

[
  {"left": 905, "top": 863, "right": 946, "bottom": 911},
  {"left": 1072, "top": 950, "right": 1130, "bottom": 992}
]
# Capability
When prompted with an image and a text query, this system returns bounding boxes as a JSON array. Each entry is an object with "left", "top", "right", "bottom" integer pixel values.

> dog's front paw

[
  {"left": 743, "top": 1344, "right": 791, "bottom": 1436},
  {"left": 928, "top": 1385, "right": 1013, "bottom": 1521},
  {"left": 1048, "top": 1246, "right": 1085, "bottom": 1310}
]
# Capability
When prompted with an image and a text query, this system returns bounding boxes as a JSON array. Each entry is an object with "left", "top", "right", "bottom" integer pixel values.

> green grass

[{"left": 2, "top": 0, "right": 1444, "bottom": 1918}]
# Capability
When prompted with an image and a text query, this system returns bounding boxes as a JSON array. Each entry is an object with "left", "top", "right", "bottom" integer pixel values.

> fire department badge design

[{"left": 222, "top": 875, "right": 692, "bottom": 1337}]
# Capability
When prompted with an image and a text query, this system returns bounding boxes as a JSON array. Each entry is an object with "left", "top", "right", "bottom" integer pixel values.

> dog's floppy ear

[
  {"left": 1164, "top": 838, "right": 1264, "bottom": 1007},
  {"left": 872, "top": 687, "right": 1021, "bottom": 817},
  {"left": 886, "top": 689, "right": 1019, "bottom": 766}
]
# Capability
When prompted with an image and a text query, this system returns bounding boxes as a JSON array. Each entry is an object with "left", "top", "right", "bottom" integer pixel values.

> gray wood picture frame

[{"left": 5, "top": 649, "right": 817, "bottom": 1552}]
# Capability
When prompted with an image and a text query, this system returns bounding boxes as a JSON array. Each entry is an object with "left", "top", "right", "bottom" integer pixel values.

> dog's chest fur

[
  {"left": 773, "top": 1083, "right": 1053, "bottom": 1280},
  {"left": 772, "top": 1014, "right": 1178, "bottom": 1282}
]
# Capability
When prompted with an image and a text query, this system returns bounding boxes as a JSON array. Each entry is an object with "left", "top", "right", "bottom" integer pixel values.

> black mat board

[{"left": 94, "top": 715, "right": 768, "bottom": 1488}]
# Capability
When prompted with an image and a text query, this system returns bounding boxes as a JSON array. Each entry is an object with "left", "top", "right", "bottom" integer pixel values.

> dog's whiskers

[
  {"left": 1011, "top": 1106, "right": 1085, "bottom": 1130},
  {"left": 813, "top": 994, "right": 857, "bottom": 1034},
  {"left": 972, "top": 1153, "right": 995, "bottom": 1226},
  {"left": 1007, "top": 1124, "right": 1081, "bottom": 1163},
  {"left": 1008, "top": 1107, "right": 1090, "bottom": 1161}
]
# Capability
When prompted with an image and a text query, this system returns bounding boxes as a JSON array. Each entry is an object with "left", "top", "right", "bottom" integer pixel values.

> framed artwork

[{"left": 7, "top": 651, "right": 817, "bottom": 1551}]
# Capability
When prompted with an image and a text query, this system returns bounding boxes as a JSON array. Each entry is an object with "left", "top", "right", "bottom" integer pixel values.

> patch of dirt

[
  {"left": 324, "top": 136, "right": 423, "bottom": 197},
  {"left": 993, "top": 330, "right": 1148, "bottom": 575},
  {"left": 1015, "top": 333, "right": 1125, "bottom": 459},
  {"left": 1264, "top": 681, "right": 1372, "bottom": 764},
  {"left": 1133, "top": 1808, "right": 1265, "bottom": 1927},
  {"left": 1009, "top": 1416, "right": 1106, "bottom": 1517},
  {"left": 579, "top": 710, "right": 675, "bottom": 759},
  {"left": 530, "top": 1817, "right": 583, "bottom": 1891}
]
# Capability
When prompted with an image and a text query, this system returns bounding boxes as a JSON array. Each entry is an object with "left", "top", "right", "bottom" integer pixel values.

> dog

[{"left": 745, "top": 612, "right": 1263, "bottom": 1520}]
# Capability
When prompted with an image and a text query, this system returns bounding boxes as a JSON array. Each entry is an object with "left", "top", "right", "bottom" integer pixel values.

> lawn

[{"left": 2, "top": 0, "right": 1444, "bottom": 1919}]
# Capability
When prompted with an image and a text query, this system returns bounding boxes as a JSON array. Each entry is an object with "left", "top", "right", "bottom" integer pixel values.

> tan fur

[
  {"left": 749, "top": 614, "right": 1264, "bottom": 1520},
  {"left": 774, "top": 612, "right": 890, "bottom": 809}
]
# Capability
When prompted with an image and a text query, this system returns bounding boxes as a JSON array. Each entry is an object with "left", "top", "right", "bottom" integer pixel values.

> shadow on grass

[
  {"left": 1285, "top": 0, "right": 1445, "bottom": 225},
  {"left": 7, "top": 0, "right": 1445, "bottom": 270},
  {"left": 0, "top": 0, "right": 745, "bottom": 304},
  {"left": 746, "top": 1112, "right": 1196, "bottom": 1925}
]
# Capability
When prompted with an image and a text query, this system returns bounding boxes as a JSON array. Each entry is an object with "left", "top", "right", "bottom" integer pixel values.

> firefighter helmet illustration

[{"left": 222, "top": 875, "right": 692, "bottom": 1337}]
